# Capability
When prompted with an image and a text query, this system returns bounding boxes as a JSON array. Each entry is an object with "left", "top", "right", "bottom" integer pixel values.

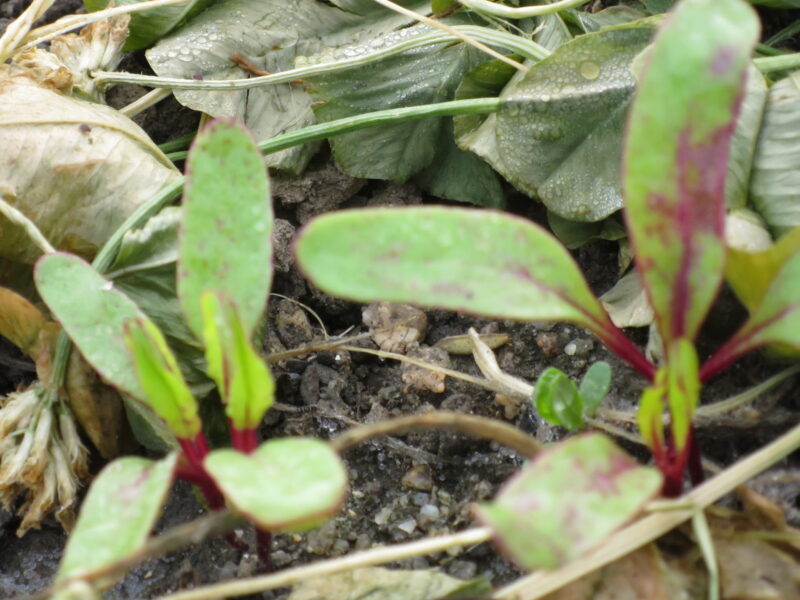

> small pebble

[
  {"left": 418, "top": 504, "right": 441, "bottom": 529},
  {"left": 412, "top": 492, "right": 430, "bottom": 506},
  {"left": 374, "top": 506, "right": 393, "bottom": 526},
  {"left": 448, "top": 560, "right": 478, "bottom": 580},
  {"left": 396, "top": 518, "right": 417, "bottom": 534},
  {"left": 402, "top": 465, "right": 434, "bottom": 491}
]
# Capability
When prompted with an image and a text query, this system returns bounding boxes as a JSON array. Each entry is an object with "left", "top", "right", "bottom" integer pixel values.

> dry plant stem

[
  {"left": 155, "top": 527, "right": 493, "bottom": 600},
  {"left": 492, "top": 420, "right": 800, "bottom": 600},
  {"left": 330, "top": 410, "right": 542, "bottom": 457},
  {"left": 367, "top": 0, "right": 528, "bottom": 72},
  {"left": 0, "top": 195, "right": 55, "bottom": 255},
  {"left": 0, "top": 0, "right": 54, "bottom": 61},
  {"left": 119, "top": 88, "right": 173, "bottom": 119},
  {"left": 17, "top": 0, "right": 193, "bottom": 53},
  {"left": 468, "top": 328, "right": 533, "bottom": 399},
  {"left": 338, "top": 344, "right": 501, "bottom": 392}
]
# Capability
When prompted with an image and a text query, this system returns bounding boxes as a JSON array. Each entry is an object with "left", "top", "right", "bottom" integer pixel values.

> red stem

[
  {"left": 699, "top": 337, "right": 747, "bottom": 383},
  {"left": 229, "top": 421, "right": 259, "bottom": 454},
  {"left": 256, "top": 529, "right": 273, "bottom": 571},
  {"left": 176, "top": 434, "right": 226, "bottom": 510},
  {"left": 596, "top": 323, "right": 657, "bottom": 381}
]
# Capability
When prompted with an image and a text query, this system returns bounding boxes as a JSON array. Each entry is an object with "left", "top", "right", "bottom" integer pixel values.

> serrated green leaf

[
  {"left": 83, "top": 0, "right": 214, "bottom": 50},
  {"left": 750, "top": 72, "right": 800, "bottom": 236},
  {"left": 124, "top": 318, "right": 200, "bottom": 440},
  {"left": 56, "top": 454, "right": 177, "bottom": 583},
  {"left": 532, "top": 367, "right": 584, "bottom": 430},
  {"left": 35, "top": 253, "right": 177, "bottom": 450},
  {"left": 623, "top": 0, "right": 759, "bottom": 343},
  {"left": 179, "top": 119, "right": 272, "bottom": 339},
  {"left": 488, "top": 23, "right": 655, "bottom": 221},
  {"left": 306, "top": 24, "right": 490, "bottom": 184},
  {"left": 579, "top": 361, "right": 612, "bottom": 417},
  {"left": 201, "top": 292, "right": 275, "bottom": 430},
  {"left": 475, "top": 433, "right": 662, "bottom": 570},
  {"left": 287, "top": 567, "right": 491, "bottom": 600},
  {"left": 204, "top": 438, "right": 347, "bottom": 530},
  {"left": 147, "top": 0, "right": 426, "bottom": 173},
  {"left": 296, "top": 207, "right": 612, "bottom": 336}
]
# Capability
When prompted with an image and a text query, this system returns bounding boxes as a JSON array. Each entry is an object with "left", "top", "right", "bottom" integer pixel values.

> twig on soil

[
  {"left": 120, "top": 88, "right": 173, "bottom": 119},
  {"left": 154, "top": 527, "right": 493, "bottom": 600},
  {"left": 330, "top": 410, "right": 542, "bottom": 458}
]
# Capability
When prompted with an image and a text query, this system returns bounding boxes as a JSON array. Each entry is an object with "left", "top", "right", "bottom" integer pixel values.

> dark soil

[{"left": 2, "top": 2, "right": 800, "bottom": 599}]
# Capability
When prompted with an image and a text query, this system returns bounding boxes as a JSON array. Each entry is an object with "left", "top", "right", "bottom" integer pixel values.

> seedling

[
  {"left": 295, "top": 0, "right": 790, "bottom": 497},
  {"left": 533, "top": 362, "right": 612, "bottom": 431},
  {"left": 35, "top": 120, "right": 347, "bottom": 591}
]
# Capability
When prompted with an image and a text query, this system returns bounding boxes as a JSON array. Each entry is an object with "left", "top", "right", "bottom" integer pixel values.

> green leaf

[
  {"left": 204, "top": 438, "right": 347, "bottom": 530},
  {"left": 666, "top": 339, "right": 699, "bottom": 453},
  {"left": 124, "top": 318, "right": 201, "bottom": 440},
  {"left": 56, "top": 453, "right": 177, "bottom": 583},
  {"left": 547, "top": 211, "right": 627, "bottom": 249},
  {"left": 637, "top": 369, "right": 667, "bottom": 455},
  {"left": 469, "top": 23, "right": 655, "bottom": 221},
  {"left": 107, "top": 207, "right": 211, "bottom": 396},
  {"left": 414, "top": 119, "right": 505, "bottom": 207},
  {"left": 453, "top": 57, "right": 518, "bottom": 147},
  {"left": 750, "top": 72, "right": 800, "bottom": 236},
  {"left": 287, "top": 567, "right": 491, "bottom": 600},
  {"left": 533, "top": 13, "right": 572, "bottom": 51},
  {"left": 179, "top": 119, "right": 272, "bottom": 339},
  {"left": 306, "top": 24, "right": 490, "bottom": 184},
  {"left": 431, "top": 0, "right": 458, "bottom": 12},
  {"left": 532, "top": 367, "right": 584, "bottom": 430},
  {"left": 475, "top": 433, "right": 662, "bottom": 570},
  {"left": 201, "top": 292, "right": 275, "bottom": 430},
  {"left": 83, "top": 0, "right": 214, "bottom": 50},
  {"left": 35, "top": 253, "right": 177, "bottom": 450},
  {"left": 579, "top": 361, "right": 612, "bottom": 417},
  {"left": 146, "top": 0, "right": 426, "bottom": 173},
  {"left": 296, "top": 207, "right": 612, "bottom": 335},
  {"left": 623, "top": 0, "right": 759, "bottom": 343},
  {"left": 578, "top": 6, "right": 648, "bottom": 32}
]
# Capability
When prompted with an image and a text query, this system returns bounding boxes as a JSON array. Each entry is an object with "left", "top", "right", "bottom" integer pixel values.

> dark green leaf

[{"left": 579, "top": 361, "right": 612, "bottom": 417}]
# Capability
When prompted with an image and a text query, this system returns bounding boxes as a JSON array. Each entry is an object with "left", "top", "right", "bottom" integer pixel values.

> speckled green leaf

[
  {"left": 491, "top": 23, "right": 655, "bottom": 221},
  {"left": 296, "top": 207, "right": 611, "bottom": 334},
  {"left": 35, "top": 253, "right": 178, "bottom": 450},
  {"left": 623, "top": 0, "right": 758, "bottom": 343},
  {"left": 750, "top": 72, "right": 800, "bottom": 236},
  {"left": 56, "top": 454, "right": 177, "bottom": 583},
  {"left": 205, "top": 438, "right": 347, "bottom": 530},
  {"left": 178, "top": 120, "right": 272, "bottom": 339},
  {"left": 475, "top": 433, "right": 661, "bottom": 570},
  {"left": 287, "top": 567, "right": 491, "bottom": 600},
  {"left": 84, "top": 0, "right": 214, "bottom": 50}
]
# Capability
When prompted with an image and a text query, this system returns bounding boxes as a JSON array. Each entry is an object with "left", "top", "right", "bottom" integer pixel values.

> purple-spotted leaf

[
  {"left": 55, "top": 453, "right": 177, "bottom": 584},
  {"left": 623, "top": 0, "right": 759, "bottom": 343},
  {"left": 204, "top": 438, "right": 347, "bottom": 530},
  {"left": 35, "top": 253, "right": 176, "bottom": 450},
  {"left": 178, "top": 119, "right": 272, "bottom": 340},
  {"left": 474, "top": 433, "right": 662, "bottom": 570},
  {"left": 702, "top": 248, "right": 800, "bottom": 381},
  {"left": 295, "top": 207, "right": 653, "bottom": 377}
]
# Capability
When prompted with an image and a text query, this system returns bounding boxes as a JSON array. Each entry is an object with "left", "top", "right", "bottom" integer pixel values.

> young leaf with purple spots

[{"left": 623, "top": 0, "right": 758, "bottom": 493}]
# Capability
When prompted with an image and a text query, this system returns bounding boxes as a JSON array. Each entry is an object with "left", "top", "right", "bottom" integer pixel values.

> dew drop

[{"left": 579, "top": 61, "right": 600, "bottom": 80}]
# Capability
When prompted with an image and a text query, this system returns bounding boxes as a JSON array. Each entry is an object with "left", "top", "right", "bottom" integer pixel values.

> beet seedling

[
  {"left": 294, "top": 0, "right": 799, "bottom": 496},
  {"left": 36, "top": 120, "right": 347, "bottom": 591}
]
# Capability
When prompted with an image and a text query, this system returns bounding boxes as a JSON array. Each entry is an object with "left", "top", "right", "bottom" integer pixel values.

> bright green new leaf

[
  {"left": 35, "top": 253, "right": 178, "bottom": 450},
  {"left": 56, "top": 454, "right": 177, "bottom": 584},
  {"left": 750, "top": 72, "right": 800, "bottom": 236},
  {"left": 579, "top": 361, "right": 612, "bottom": 418},
  {"left": 637, "top": 369, "right": 667, "bottom": 456},
  {"left": 296, "top": 207, "right": 613, "bottom": 337},
  {"left": 287, "top": 567, "right": 491, "bottom": 600},
  {"left": 475, "top": 433, "right": 662, "bottom": 570},
  {"left": 532, "top": 368, "right": 584, "bottom": 430},
  {"left": 204, "top": 438, "right": 347, "bottom": 530},
  {"left": 666, "top": 339, "right": 699, "bottom": 453},
  {"left": 201, "top": 292, "right": 275, "bottom": 430},
  {"left": 179, "top": 119, "right": 273, "bottom": 340},
  {"left": 84, "top": 0, "right": 214, "bottom": 50},
  {"left": 623, "top": 0, "right": 759, "bottom": 343},
  {"left": 124, "top": 318, "right": 201, "bottom": 440}
]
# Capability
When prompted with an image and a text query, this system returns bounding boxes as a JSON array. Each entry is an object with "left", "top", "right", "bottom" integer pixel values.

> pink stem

[
  {"left": 596, "top": 323, "right": 657, "bottom": 381},
  {"left": 229, "top": 421, "right": 259, "bottom": 454}
]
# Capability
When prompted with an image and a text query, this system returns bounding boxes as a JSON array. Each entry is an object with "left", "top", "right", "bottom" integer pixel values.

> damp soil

[{"left": 2, "top": 2, "right": 800, "bottom": 599}]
